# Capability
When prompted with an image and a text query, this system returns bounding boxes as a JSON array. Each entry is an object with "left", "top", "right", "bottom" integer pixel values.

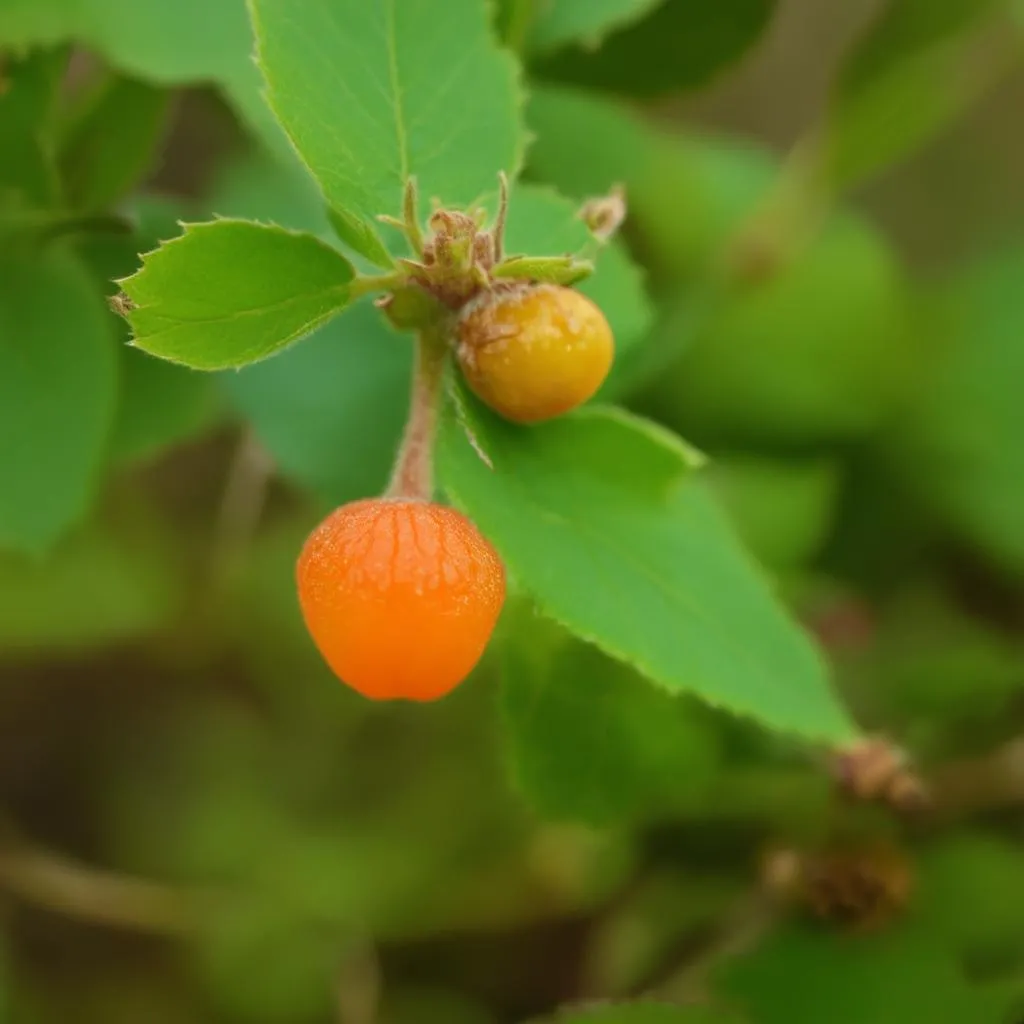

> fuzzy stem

[
  {"left": 386, "top": 325, "right": 448, "bottom": 500},
  {"left": 349, "top": 271, "right": 405, "bottom": 300}
]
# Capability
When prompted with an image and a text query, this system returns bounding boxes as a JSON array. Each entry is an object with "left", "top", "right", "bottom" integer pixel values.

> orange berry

[
  {"left": 296, "top": 498, "right": 505, "bottom": 701},
  {"left": 455, "top": 284, "right": 614, "bottom": 424}
]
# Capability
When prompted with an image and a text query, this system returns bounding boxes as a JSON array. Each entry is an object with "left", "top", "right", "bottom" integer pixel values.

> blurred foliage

[
  {"left": 0, "top": 502, "right": 184, "bottom": 652},
  {"left": 527, "top": 0, "right": 779, "bottom": 98},
  {"left": 1, "top": 0, "right": 1024, "bottom": 1022},
  {"left": 526, "top": 86, "right": 914, "bottom": 443},
  {"left": 891, "top": 246, "right": 1024, "bottom": 575},
  {"left": 501, "top": 612, "right": 722, "bottom": 825},
  {"left": 0, "top": 245, "right": 117, "bottom": 553},
  {"left": 708, "top": 456, "right": 840, "bottom": 571},
  {"left": 717, "top": 921, "right": 1017, "bottom": 1024},
  {"left": 534, "top": 1004, "right": 744, "bottom": 1024},
  {"left": 58, "top": 72, "right": 170, "bottom": 213},
  {"left": 822, "top": 0, "right": 1024, "bottom": 189}
]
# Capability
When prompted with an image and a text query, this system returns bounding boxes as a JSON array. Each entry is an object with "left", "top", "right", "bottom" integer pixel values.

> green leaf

[
  {"left": 58, "top": 73, "right": 171, "bottom": 212},
  {"left": 251, "top": 0, "right": 525, "bottom": 264},
  {"left": 211, "top": 145, "right": 395, "bottom": 271},
  {"left": 502, "top": 612, "right": 720, "bottom": 825},
  {"left": 533, "top": 1003, "right": 743, "bottom": 1023},
  {"left": 0, "top": 49, "right": 65, "bottom": 209},
  {"left": 439, "top": 396, "right": 855, "bottom": 742},
  {"left": 0, "top": 247, "right": 117, "bottom": 554},
  {"left": 120, "top": 219, "right": 355, "bottom": 370},
  {"left": 824, "top": 0, "right": 1020, "bottom": 188},
  {"left": 0, "top": 510, "right": 185, "bottom": 653},
  {"left": 521, "top": 0, "right": 664, "bottom": 54},
  {"left": 709, "top": 457, "right": 840, "bottom": 570},
  {"left": 893, "top": 248, "right": 1024, "bottom": 574},
  {"left": 221, "top": 301, "right": 412, "bottom": 504},
  {"left": 717, "top": 922, "right": 1014, "bottom": 1024},
  {"left": 208, "top": 147, "right": 411, "bottom": 503},
  {"left": 532, "top": 0, "right": 779, "bottom": 98},
  {"left": 505, "top": 185, "right": 653, "bottom": 390}
]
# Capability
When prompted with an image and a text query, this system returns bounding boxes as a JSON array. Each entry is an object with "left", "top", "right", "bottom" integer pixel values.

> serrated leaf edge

[
  {"left": 116, "top": 216, "right": 353, "bottom": 291},
  {"left": 115, "top": 218, "right": 355, "bottom": 370},
  {"left": 443, "top": 407, "right": 857, "bottom": 746}
]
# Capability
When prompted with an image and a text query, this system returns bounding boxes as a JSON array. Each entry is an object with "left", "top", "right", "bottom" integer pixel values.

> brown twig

[
  {"left": 336, "top": 935, "right": 381, "bottom": 1024},
  {"left": 0, "top": 824, "right": 196, "bottom": 935},
  {"left": 386, "top": 325, "right": 448, "bottom": 500},
  {"left": 652, "top": 889, "right": 778, "bottom": 1004},
  {"left": 927, "top": 737, "right": 1024, "bottom": 820},
  {"left": 209, "top": 427, "right": 275, "bottom": 587}
]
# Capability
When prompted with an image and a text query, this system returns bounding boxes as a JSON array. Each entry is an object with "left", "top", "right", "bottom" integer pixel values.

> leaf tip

[{"left": 108, "top": 292, "right": 136, "bottom": 319}]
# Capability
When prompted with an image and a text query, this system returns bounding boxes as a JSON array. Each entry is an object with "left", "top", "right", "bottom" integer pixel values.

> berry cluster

[{"left": 297, "top": 178, "right": 619, "bottom": 701}]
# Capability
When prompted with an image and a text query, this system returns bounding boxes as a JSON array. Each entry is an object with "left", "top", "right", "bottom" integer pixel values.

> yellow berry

[{"left": 455, "top": 284, "right": 614, "bottom": 424}]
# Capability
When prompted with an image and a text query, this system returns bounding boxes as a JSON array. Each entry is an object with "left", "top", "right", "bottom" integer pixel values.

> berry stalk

[{"left": 387, "top": 324, "right": 449, "bottom": 500}]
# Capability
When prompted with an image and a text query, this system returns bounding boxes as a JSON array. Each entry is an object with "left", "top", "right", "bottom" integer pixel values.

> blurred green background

[{"left": 2, "top": 0, "right": 1024, "bottom": 1021}]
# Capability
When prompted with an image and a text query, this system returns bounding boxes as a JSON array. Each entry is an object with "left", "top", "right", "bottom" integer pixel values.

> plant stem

[
  {"left": 335, "top": 936, "right": 381, "bottom": 1024},
  {"left": 929, "top": 736, "right": 1024, "bottom": 819},
  {"left": 718, "top": 137, "right": 829, "bottom": 288},
  {"left": 209, "top": 427, "right": 274, "bottom": 589},
  {"left": 653, "top": 889, "right": 778, "bottom": 1003},
  {"left": 349, "top": 271, "right": 405, "bottom": 300},
  {"left": 386, "top": 325, "right": 449, "bottom": 500}
]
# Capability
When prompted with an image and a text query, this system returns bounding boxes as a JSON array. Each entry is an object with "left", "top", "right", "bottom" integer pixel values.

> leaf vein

[{"left": 384, "top": 0, "right": 410, "bottom": 186}]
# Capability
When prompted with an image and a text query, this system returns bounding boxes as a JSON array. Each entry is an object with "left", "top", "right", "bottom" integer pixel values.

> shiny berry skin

[
  {"left": 296, "top": 499, "right": 505, "bottom": 701},
  {"left": 455, "top": 284, "right": 614, "bottom": 424}
]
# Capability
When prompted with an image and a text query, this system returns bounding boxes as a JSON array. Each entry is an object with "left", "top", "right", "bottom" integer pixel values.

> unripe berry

[
  {"left": 455, "top": 284, "right": 614, "bottom": 424},
  {"left": 296, "top": 499, "right": 505, "bottom": 701}
]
